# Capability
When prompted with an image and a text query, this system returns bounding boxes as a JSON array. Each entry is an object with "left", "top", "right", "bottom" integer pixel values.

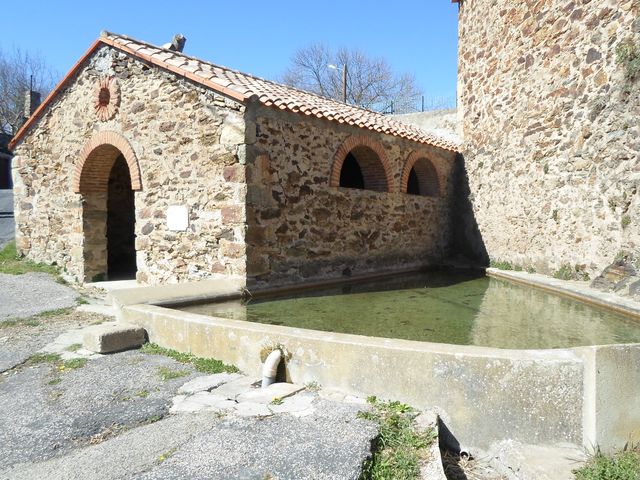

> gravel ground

[
  {"left": 0, "top": 272, "right": 79, "bottom": 320},
  {"left": 0, "top": 339, "right": 201, "bottom": 469},
  {"left": 137, "top": 401, "right": 377, "bottom": 480},
  {"left": 0, "top": 310, "right": 102, "bottom": 372},
  {"left": 0, "top": 308, "right": 379, "bottom": 480}
]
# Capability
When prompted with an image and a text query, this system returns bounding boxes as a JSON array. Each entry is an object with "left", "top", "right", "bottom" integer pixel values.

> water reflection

[{"left": 176, "top": 271, "right": 640, "bottom": 349}]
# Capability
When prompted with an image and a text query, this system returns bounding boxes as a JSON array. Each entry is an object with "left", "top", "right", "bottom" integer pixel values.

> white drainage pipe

[{"left": 261, "top": 349, "right": 282, "bottom": 388}]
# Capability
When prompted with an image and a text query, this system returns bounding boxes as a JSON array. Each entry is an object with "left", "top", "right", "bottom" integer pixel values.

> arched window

[
  {"left": 331, "top": 137, "right": 392, "bottom": 192},
  {"left": 402, "top": 155, "right": 440, "bottom": 197},
  {"left": 339, "top": 153, "right": 365, "bottom": 189}
]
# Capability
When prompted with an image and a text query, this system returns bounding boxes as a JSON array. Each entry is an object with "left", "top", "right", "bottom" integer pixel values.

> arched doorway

[
  {"left": 106, "top": 155, "right": 136, "bottom": 279},
  {"left": 74, "top": 131, "right": 142, "bottom": 282}
]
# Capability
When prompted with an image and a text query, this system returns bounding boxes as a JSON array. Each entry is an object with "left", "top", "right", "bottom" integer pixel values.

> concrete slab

[
  {"left": 83, "top": 323, "right": 146, "bottom": 353},
  {"left": 234, "top": 401, "right": 273, "bottom": 418},
  {"left": 210, "top": 375, "right": 258, "bottom": 400},
  {"left": 76, "top": 304, "right": 118, "bottom": 316},
  {"left": 103, "top": 276, "right": 245, "bottom": 308},
  {"left": 236, "top": 382, "right": 305, "bottom": 404},
  {"left": 169, "top": 392, "right": 228, "bottom": 413},
  {"left": 178, "top": 372, "right": 242, "bottom": 395},
  {"left": 268, "top": 391, "right": 315, "bottom": 415},
  {"left": 486, "top": 440, "right": 586, "bottom": 480}
]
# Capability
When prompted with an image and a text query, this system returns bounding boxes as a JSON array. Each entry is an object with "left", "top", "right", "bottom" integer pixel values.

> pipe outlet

[{"left": 261, "top": 349, "right": 282, "bottom": 388}]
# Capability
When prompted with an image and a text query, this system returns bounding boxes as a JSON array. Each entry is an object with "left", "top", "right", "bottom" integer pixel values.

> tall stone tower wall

[{"left": 458, "top": 0, "right": 640, "bottom": 277}]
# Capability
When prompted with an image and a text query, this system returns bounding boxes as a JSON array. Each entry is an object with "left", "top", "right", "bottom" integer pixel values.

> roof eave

[{"left": 9, "top": 36, "right": 250, "bottom": 151}]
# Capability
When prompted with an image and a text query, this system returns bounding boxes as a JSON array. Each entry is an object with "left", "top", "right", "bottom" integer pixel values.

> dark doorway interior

[
  {"left": 107, "top": 155, "right": 137, "bottom": 279},
  {"left": 339, "top": 153, "right": 365, "bottom": 189},
  {"left": 407, "top": 167, "right": 420, "bottom": 195}
]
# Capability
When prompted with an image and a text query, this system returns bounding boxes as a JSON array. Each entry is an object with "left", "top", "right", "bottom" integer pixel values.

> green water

[{"left": 176, "top": 271, "right": 640, "bottom": 349}]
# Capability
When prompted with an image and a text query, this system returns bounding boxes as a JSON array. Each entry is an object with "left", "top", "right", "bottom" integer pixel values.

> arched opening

[
  {"left": 106, "top": 156, "right": 136, "bottom": 279},
  {"left": 338, "top": 146, "right": 389, "bottom": 192},
  {"left": 339, "top": 153, "right": 365, "bottom": 189},
  {"left": 403, "top": 157, "right": 440, "bottom": 197},
  {"left": 75, "top": 132, "right": 141, "bottom": 282},
  {"left": 331, "top": 136, "right": 393, "bottom": 192}
]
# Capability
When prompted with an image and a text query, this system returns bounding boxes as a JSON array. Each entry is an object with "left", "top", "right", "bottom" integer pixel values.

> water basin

[{"left": 173, "top": 270, "right": 640, "bottom": 349}]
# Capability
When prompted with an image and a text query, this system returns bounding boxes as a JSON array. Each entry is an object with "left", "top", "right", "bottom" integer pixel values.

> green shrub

[
  {"left": 617, "top": 37, "right": 640, "bottom": 82},
  {"left": 553, "top": 264, "right": 574, "bottom": 280},
  {"left": 574, "top": 446, "right": 640, "bottom": 480},
  {"left": 358, "top": 396, "right": 435, "bottom": 479}
]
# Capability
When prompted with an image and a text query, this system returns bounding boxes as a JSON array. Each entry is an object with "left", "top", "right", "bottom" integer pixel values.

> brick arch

[
  {"left": 330, "top": 136, "right": 394, "bottom": 193},
  {"left": 401, "top": 151, "right": 442, "bottom": 197},
  {"left": 73, "top": 131, "right": 141, "bottom": 193}
]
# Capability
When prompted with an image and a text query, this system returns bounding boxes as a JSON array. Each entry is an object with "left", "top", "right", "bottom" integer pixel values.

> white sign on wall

[{"left": 166, "top": 205, "right": 189, "bottom": 231}]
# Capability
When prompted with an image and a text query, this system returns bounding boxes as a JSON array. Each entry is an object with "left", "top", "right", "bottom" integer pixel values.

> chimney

[
  {"left": 24, "top": 90, "right": 41, "bottom": 118},
  {"left": 162, "top": 34, "right": 186, "bottom": 53}
]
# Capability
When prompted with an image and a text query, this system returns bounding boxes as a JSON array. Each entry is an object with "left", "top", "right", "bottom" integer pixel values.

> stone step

[{"left": 82, "top": 323, "right": 146, "bottom": 353}]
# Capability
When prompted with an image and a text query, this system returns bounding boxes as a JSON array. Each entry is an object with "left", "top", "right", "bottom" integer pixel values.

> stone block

[
  {"left": 178, "top": 372, "right": 242, "bottom": 395},
  {"left": 82, "top": 323, "right": 146, "bottom": 353},
  {"left": 236, "top": 382, "right": 305, "bottom": 404}
]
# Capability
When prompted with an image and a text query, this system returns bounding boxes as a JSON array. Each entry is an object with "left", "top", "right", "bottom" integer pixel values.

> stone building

[
  {"left": 455, "top": 0, "right": 640, "bottom": 277},
  {"left": 9, "top": 32, "right": 458, "bottom": 287}
]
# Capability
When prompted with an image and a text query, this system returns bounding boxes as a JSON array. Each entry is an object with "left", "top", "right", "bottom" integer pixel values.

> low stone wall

[
  {"left": 121, "top": 300, "right": 640, "bottom": 452},
  {"left": 245, "top": 107, "right": 456, "bottom": 287}
]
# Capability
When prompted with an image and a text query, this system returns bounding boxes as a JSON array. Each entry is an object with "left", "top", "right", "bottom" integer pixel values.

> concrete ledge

[
  {"left": 103, "top": 276, "right": 245, "bottom": 310},
  {"left": 486, "top": 268, "right": 640, "bottom": 319},
  {"left": 121, "top": 303, "right": 589, "bottom": 450},
  {"left": 83, "top": 323, "right": 146, "bottom": 353}
]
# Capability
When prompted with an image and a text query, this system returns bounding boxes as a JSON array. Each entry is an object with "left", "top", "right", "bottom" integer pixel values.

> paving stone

[
  {"left": 236, "top": 382, "right": 305, "bottom": 404},
  {"left": 268, "top": 391, "right": 316, "bottom": 415},
  {"left": 169, "top": 392, "right": 228, "bottom": 413},
  {"left": 319, "top": 389, "right": 347, "bottom": 402},
  {"left": 83, "top": 323, "right": 146, "bottom": 353},
  {"left": 210, "top": 375, "right": 258, "bottom": 400},
  {"left": 234, "top": 401, "right": 273, "bottom": 418},
  {"left": 178, "top": 372, "right": 241, "bottom": 395}
]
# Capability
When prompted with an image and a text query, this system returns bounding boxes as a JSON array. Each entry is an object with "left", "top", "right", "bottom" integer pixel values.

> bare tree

[
  {"left": 0, "top": 46, "right": 57, "bottom": 135},
  {"left": 282, "top": 43, "right": 421, "bottom": 112}
]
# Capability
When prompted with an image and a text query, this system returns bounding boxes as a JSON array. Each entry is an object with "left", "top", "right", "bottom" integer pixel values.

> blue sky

[{"left": 2, "top": 1, "right": 459, "bottom": 102}]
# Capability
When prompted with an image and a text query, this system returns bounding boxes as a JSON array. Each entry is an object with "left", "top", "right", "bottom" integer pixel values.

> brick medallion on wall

[{"left": 94, "top": 76, "right": 120, "bottom": 121}]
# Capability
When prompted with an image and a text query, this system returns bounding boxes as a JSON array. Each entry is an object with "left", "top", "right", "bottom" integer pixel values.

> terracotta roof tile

[{"left": 10, "top": 32, "right": 460, "bottom": 152}]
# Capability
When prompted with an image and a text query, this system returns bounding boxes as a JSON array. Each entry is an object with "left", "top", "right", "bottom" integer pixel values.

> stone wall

[
  {"left": 458, "top": 0, "right": 640, "bottom": 277},
  {"left": 244, "top": 106, "right": 456, "bottom": 287},
  {"left": 391, "top": 109, "right": 459, "bottom": 144},
  {"left": 12, "top": 46, "right": 248, "bottom": 284}
]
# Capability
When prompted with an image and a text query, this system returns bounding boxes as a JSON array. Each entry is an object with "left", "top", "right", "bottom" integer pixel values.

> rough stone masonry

[{"left": 457, "top": 0, "right": 640, "bottom": 278}]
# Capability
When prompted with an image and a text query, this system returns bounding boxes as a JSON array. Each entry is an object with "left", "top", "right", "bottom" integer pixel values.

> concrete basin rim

[{"left": 123, "top": 303, "right": 614, "bottom": 362}]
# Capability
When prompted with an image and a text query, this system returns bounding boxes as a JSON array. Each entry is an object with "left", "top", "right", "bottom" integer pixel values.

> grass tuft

[
  {"left": 141, "top": 343, "right": 238, "bottom": 374},
  {"left": 0, "top": 318, "right": 41, "bottom": 329},
  {"left": 358, "top": 396, "right": 436, "bottom": 480},
  {"left": 616, "top": 37, "right": 640, "bottom": 82},
  {"left": 156, "top": 366, "right": 190, "bottom": 381},
  {"left": 27, "top": 353, "right": 62, "bottom": 365},
  {"left": 574, "top": 445, "right": 640, "bottom": 480},
  {"left": 0, "top": 241, "right": 61, "bottom": 277},
  {"left": 61, "top": 358, "right": 87, "bottom": 370}
]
